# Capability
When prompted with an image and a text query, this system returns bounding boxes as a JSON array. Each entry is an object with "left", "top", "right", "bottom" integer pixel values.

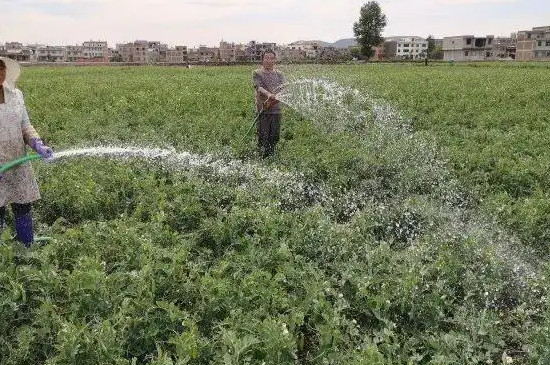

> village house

[
  {"left": 516, "top": 26, "right": 550, "bottom": 61},
  {"left": 279, "top": 44, "right": 307, "bottom": 62},
  {"left": 165, "top": 46, "right": 188, "bottom": 64},
  {"left": 245, "top": 41, "right": 277, "bottom": 62},
  {"left": 0, "top": 42, "right": 31, "bottom": 62},
  {"left": 116, "top": 40, "right": 147, "bottom": 63},
  {"left": 65, "top": 45, "right": 83, "bottom": 62},
  {"left": 384, "top": 36, "right": 428, "bottom": 60},
  {"left": 443, "top": 35, "right": 496, "bottom": 61},
  {"left": 82, "top": 41, "right": 110, "bottom": 62},
  {"left": 36, "top": 45, "right": 65, "bottom": 62}
]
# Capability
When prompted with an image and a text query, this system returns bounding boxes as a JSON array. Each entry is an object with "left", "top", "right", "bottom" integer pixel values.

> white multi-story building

[
  {"left": 384, "top": 36, "right": 428, "bottom": 59},
  {"left": 36, "top": 46, "right": 65, "bottom": 62},
  {"left": 82, "top": 41, "right": 109, "bottom": 61}
]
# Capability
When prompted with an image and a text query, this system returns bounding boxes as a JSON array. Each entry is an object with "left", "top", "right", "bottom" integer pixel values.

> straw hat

[{"left": 0, "top": 57, "right": 21, "bottom": 89}]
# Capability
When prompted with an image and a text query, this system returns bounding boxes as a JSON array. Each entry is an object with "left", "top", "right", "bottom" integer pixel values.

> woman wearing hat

[{"left": 0, "top": 57, "right": 53, "bottom": 246}]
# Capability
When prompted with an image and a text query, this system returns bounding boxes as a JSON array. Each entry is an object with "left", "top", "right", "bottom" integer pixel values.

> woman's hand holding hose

[{"left": 30, "top": 138, "right": 54, "bottom": 159}]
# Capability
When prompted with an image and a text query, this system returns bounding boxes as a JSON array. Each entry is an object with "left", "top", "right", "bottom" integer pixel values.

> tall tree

[
  {"left": 427, "top": 35, "right": 436, "bottom": 58},
  {"left": 353, "top": 1, "right": 387, "bottom": 60},
  {"left": 426, "top": 35, "right": 444, "bottom": 59}
]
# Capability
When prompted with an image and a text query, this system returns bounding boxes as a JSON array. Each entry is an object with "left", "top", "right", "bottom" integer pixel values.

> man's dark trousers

[{"left": 257, "top": 113, "right": 281, "bottom": 158}]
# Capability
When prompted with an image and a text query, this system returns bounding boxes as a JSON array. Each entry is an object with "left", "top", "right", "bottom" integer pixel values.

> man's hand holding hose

[{"left": 258, "top": 84, "right": 285, "bottom": 111}]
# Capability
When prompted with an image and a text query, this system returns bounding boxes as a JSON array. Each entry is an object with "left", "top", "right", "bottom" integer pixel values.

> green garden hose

[{"left": 0, "top": 154, "right": 42, "bottom": 174}]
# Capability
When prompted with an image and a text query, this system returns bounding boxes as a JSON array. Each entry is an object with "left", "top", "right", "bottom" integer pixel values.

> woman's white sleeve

[{"left": 17, "top": 90, "right": 31, "bottom": 129}]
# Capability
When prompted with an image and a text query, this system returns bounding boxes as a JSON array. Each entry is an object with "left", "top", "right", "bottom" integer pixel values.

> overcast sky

[{"left": 1, "top": 0, "right": 548, "bottom": 47}]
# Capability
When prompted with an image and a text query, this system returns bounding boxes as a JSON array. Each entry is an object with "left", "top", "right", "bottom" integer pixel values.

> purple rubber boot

[
  {"left": 0, "top": 206, "right": 5, "bottom": 236},
  {"left": 13, "top": 204, "right": 34, "bottom": 247}
]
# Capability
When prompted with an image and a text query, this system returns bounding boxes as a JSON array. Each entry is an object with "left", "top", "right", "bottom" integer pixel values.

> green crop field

[{"left": 1, "top": 63, "right": 550, "bottom": 364}]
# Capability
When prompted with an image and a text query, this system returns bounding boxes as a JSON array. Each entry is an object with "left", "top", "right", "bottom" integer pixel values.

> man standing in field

[{"left": 252, "top": 50, "right": 285, "bottom": 158}]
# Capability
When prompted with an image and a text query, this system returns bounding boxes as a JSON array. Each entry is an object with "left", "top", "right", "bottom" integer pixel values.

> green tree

[
  {"left": 426, "top": 35, "right": 444, "bottom": 60},
  {"left": 431, "top": 46, "right": 444, "bottom": 60},
  {"left": 353, "top": 1, "right": 387, "bottom": 60},
  {"left": 427, "top": 35, "right": 436, "bottom": 58}
]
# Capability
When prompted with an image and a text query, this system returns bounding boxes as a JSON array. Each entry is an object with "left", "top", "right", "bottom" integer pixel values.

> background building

[
  {"left": 384, "top": 36, "right": 428, "bottom": 60},
  {"left": 82, "top": 41, "right": 109, "bottom": 62},
  {"left": 516, "top": 26, "right": 550, "bottom": 61},
  {"left": 443, "top": 35, "right": 496, "bottom": 61},
  {"left": 219, "top": 41, "right": 237, "bottom": 62},
  {"left": 65, "top": 45, "right": 83, "bottom": 62},
  {"left": 165, "top": 46, "right": 188, "bottom": 64},
  {"left": 36, "top": 46, "right": 65, "bottom": 62},
  {"left": 245, "top": 41, "right": 277, "bottom": 62},
  {"left": 116, "top": 40, "right": 149, "bottom": 63},
  {"left": 2, "top": 27, "right": 546, "bottom": 64},
  {"left": 0, "top": 42, "right": 31, "bottom": 61},
  {"left": 279, "top": 45, "right": 307, "bottom": 62},
  {"left": 492, "top": 36, "right": 516, "bottom": 59}
]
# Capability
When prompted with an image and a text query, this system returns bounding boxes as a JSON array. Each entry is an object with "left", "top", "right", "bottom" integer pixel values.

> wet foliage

[{"left": 1, "top": 64, "right": 549, "bottom": 364}]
